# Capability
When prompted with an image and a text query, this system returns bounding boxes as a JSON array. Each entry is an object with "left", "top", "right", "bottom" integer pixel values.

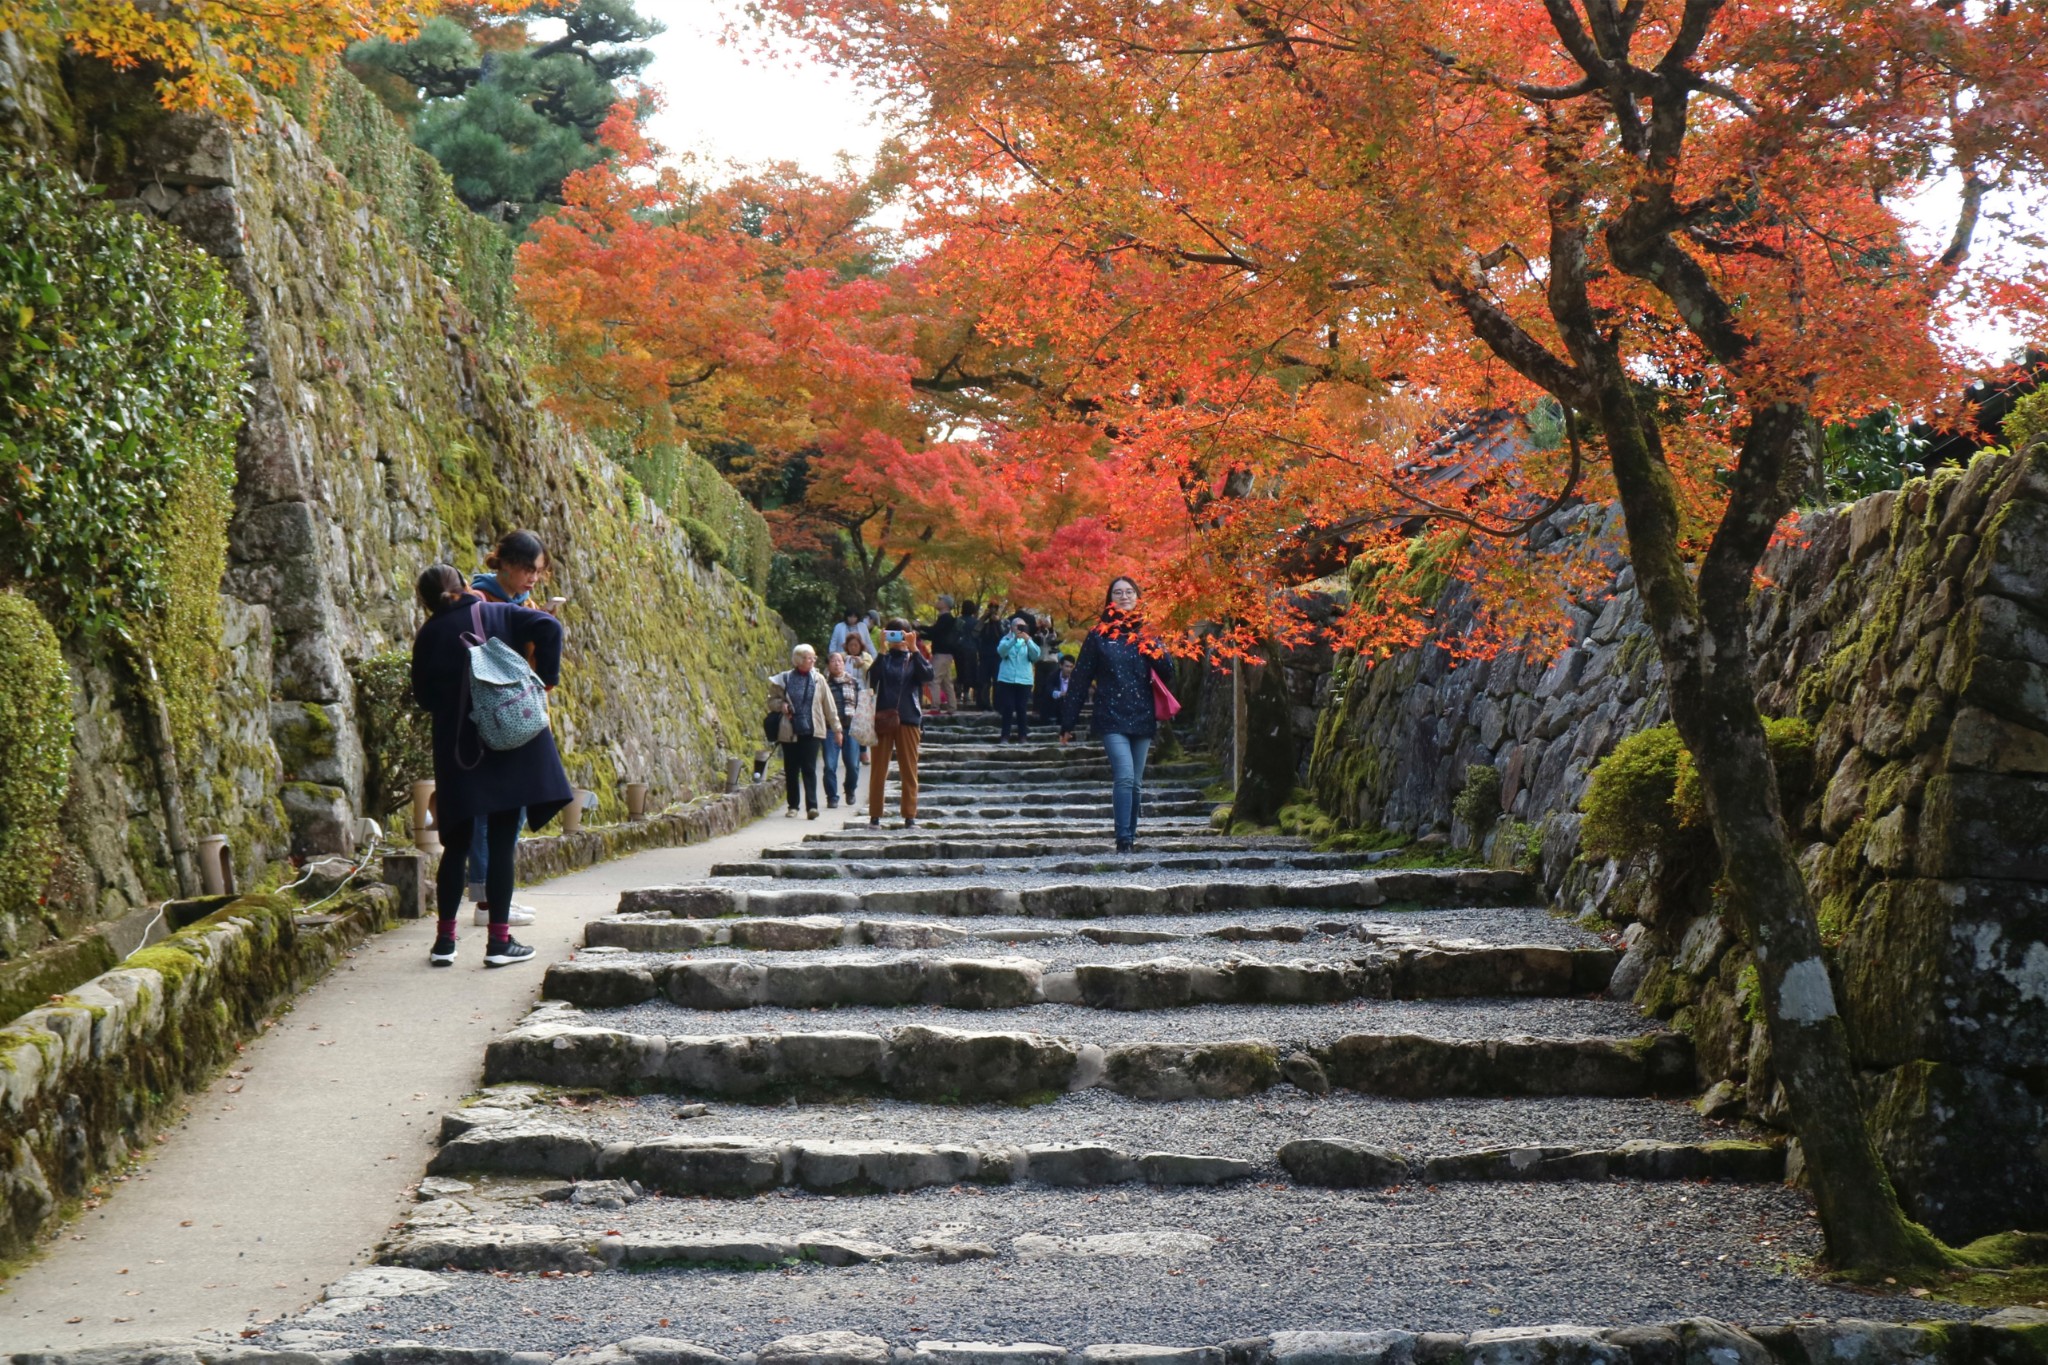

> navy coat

[
  {"left": 1061, "top": 621, "right": 1173, "bottom": 739},
  {"left": 411, "top": 600, "right": 574, "bottom": 831},
  {"left": 869, "top": 648, "right": 936, "bottom": 727}
]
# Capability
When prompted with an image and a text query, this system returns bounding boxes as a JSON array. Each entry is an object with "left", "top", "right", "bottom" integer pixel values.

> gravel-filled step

[
  {"left": 540, "top": 945, "right": 1618, "bottom": 1011},
  {"left": 482, "top": 1010, "right": 1692, "bottom": 1101},
  {"left": 424, "top": 1115, "right": 1782, "bottom": 1194},
  {"left": 767, "top": 837, "right": 1314, "bottom": 859},
  {"left": 616, "top": 869, "right": 1536, "bottom": 921},
  {"left": 291, "top": 1180, "right": 1970, "bottom": 1352}
]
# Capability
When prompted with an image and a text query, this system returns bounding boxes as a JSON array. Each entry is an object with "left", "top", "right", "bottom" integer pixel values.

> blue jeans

[
  {"left": 1102, "top": 732, "right": 1152, "bottom": 845},
  {"left": 823, "top": 730, "right": 861, "bottom": 803}
]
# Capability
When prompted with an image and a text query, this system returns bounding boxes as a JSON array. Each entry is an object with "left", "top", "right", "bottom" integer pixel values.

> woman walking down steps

[{"left": 1062, "top": 574, "right": 1174, "bottom": 853}]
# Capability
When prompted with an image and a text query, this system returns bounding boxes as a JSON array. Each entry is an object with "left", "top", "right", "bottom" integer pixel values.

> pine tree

[{"left": 346, "top": 0, "right": 660, "bottom": 223}]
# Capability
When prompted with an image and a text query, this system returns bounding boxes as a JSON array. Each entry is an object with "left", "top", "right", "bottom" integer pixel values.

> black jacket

[
  {"left": 1062, "top": 619, "right": 1173, "bottom": 739},
  {"left": 870, "top": 648, "right": 936, "bottom": 726},
  {"left": 411, "top": 601, "right": 574, "bottom": 830}
]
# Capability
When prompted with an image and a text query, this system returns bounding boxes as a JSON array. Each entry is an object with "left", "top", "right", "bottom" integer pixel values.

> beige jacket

[{"left": 770, "top": 667, "right": 841, "bottom": 740}]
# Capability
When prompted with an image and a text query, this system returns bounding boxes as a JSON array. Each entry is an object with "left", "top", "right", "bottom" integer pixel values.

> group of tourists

[
  {"left": 407, "top": 531, "right": 1182, "bottom": 973},
  {"left": 769, "top": 575, "right": 1175, "bottom": 853}
]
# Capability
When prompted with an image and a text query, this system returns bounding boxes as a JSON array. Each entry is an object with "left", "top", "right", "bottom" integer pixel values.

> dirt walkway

[{"left": 1, "top": 801, "right": 860, "bottom": 1350}]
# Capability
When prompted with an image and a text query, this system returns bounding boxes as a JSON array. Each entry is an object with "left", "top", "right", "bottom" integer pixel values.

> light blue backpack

[{"left": 462, "top": 602, "right": 550, "bottom": 756}]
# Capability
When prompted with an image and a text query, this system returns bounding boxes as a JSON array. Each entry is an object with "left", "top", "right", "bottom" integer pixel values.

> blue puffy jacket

[
  {"left": 995, "top": 630, "right": 1042, "bottom": 685},
  {"left": 1061, "top": 617, "right": 1172, "bottom": 738}
]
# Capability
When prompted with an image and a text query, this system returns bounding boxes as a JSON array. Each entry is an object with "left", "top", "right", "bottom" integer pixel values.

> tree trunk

[{"left": 1590, "top": 376, "right": 1948, "bottom": 1273}]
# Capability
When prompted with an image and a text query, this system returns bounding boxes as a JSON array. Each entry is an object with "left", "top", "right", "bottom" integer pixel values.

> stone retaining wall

[
  {"left": 0, "top": 883, "right": 397, "bottom": 1260},
  {"left": 1301, "top": 448, "right": 2048, "bottom": 1241},
  {"left": 0, "top": 45, "right": 792, "bottom": 995}
]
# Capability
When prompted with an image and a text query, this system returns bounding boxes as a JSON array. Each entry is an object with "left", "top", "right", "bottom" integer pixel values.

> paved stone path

[
  {"left": 0, "top": 799, "right": 868, "bottom": 1350},
  {"left": 218, "top": 714, "right": 1978, "bottom": 1360}
]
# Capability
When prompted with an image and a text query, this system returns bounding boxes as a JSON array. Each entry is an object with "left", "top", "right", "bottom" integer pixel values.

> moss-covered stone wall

[
  {"left": 0, "top": 40, "right": 787, "bottom": 945},
  {"left": 1303, "top": 449, "right": 2048, "bottom": 1243}
]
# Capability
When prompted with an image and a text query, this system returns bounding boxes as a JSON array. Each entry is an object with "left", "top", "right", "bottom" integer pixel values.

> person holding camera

[
  {"left": 866, "top": 619, "right": 935, "bottom": 827},
  {"left": 994, "top": 614, "right": 1043, "bottom": 743}
]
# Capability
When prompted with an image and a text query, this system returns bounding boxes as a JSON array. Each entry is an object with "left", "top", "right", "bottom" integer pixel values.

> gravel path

[
  {"left": 583, "top": 994, "right": 1657, "bottom": 1044},
  {"left": 519, "top": 1087, "right": 1745, "bottom": 1152},
  {"left": 267, "top": 1183, "right": 1956, "bottom": 1354}
]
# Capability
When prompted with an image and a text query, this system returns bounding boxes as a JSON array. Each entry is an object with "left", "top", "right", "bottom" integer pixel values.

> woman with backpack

[
  {"left": 1060, "top": 577, "right": 1175, "bottom": 853},
  {"left": 770, "top": 644, "right": 842, "bottom": 820},
  {"left": 867, "top": 619, "right": 935, "bottom": 828},
  {"left": 462, "top": 530, "right": 555, "bottom": 931},
  {"left": 410, "top": 563, "right": 572, "bottom": 967}
]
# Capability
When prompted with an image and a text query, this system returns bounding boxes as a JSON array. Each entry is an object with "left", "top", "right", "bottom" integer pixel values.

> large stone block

[
  {"left": 1101, "top": 1040, "right": 1278, "bottom": 1100},
  {"left": 1916, "top": 773, "right": 2048, "bottom": 879},
  {"left": 883, "top": 1026, "right": 1080, "bottom": 1101},
  {"left": 1867, "top": 1059, "right": 2048, "bottom": 1243},
  {"left": 599, "top": 1138, "right": 785, "bottom": 1195}
]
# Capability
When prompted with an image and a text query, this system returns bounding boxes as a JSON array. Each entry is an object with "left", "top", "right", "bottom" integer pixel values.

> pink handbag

[{"left": 1150, "top": 671, "right": 1181, "bottom": 722}]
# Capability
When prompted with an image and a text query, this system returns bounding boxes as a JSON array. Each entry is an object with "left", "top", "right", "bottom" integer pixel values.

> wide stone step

[
  {"left": 616, "top": 869, "right": 1533, "bottom": 921},
  {"left": 335, "top": 1186, "right": 2011, "bottom": 1359},
  {"left": 897, "top": 785, "right": 1208, "bottom": 803},
  {"left": 913, "top": 764, "right": 1217, "bottom": 782},
  {"left": 482, "top": 1013, "right": 1692, "bottom": 1101},
  {"left": 714, "top": 853, "right": 1381, "bottom": 880},
  {"left": 425, "top": 1119, "right": 1782, "bottom": 1194},
  {"left": 580, "top": 911, "right": 1568, "bottom": 954},
  {"left": 541, "top": 946, "right": 1619, "bottom": 1012},
  {"left": 771, "top": 837, "right": 1315, "bottom": 859}
]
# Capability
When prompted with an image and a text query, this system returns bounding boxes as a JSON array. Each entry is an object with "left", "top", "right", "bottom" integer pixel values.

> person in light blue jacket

[{"left": 994, "top": 615, "right": 1043, "bottom": 743}]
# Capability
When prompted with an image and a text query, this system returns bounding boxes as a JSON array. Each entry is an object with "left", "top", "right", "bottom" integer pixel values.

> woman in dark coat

[
  {"left": 410, "top": 564, "right": 572, "bottom": 967},
  {"left": 1059, "top": 577, "right": 1174, "bottom": 853}
]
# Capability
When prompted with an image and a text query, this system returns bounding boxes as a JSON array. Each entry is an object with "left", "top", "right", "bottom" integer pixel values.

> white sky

[{"left": 636, "top": 0, "right": 897, "bottom": 178}]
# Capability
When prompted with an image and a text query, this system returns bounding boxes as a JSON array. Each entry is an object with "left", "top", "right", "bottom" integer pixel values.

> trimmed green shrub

[
  {"left": 0, "top": 592, "right": 72, "bottom": 932},
  {"left": 1581, "top": 717, "right": 1817, "bottom": 862},
  {"left": 1581, "top": 724, "right": 1687, "bottom": 861},
  {"left": 680, "top": 516, "right": 728, "bottom": 569},
  {"left": 1452, "top": 763, "right": 1503, "bottom": 836}
]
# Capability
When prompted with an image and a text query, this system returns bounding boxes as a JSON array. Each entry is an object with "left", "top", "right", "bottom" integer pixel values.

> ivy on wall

[
  {"left": 0, "top": 152, "right": 246, "bottom": 642},
  {"left": 0, "top": 592, "right": 71, "bottom": 948}
]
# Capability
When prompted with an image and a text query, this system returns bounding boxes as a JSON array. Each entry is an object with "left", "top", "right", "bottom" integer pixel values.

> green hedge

[
  {"left": 352, "top": 650, "right": 433, "bottom": 821},
  {"left": 0, "top": 592, "right": 71, "bottom": 942},
  {"left": 1580, "top": 718, "right": 1815, "bottom": 862},
  {"left": 0, "top": 151, "right": 245, "bottom": 639}
]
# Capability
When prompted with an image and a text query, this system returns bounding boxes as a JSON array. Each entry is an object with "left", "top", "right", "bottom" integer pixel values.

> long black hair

[{"left": 416, "top": 564, "right": 467, "bottom": 614}]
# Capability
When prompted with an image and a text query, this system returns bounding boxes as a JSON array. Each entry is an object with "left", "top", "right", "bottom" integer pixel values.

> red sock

[
  {"left": 437, "top": 916, "right": 457, "bottom": 940},
  {"left": 488, "top": 925, "right": 510, "bottom": 947}
]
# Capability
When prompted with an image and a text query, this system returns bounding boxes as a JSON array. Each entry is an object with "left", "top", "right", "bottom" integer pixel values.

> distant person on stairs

[
  {"left": 867, "top": 619, "right": 934, "bottom": 828},
  {"left": 771, "top": 644, "right": 841, "bottom": 820},
  {"left": 994, "top": 614, "right": 1042, "bottom": 743},
  {"left": 1061, "top": 576, "right": 1174, "bottom": 854},
  {"left": 952, "top": 601, "right": 982, "bottom": 713},
  {"left": 463, "top": 529, "right": 556, "bottom": 931},
  {"left": 976, "top": 601, "right": 1003, "bottom": 711},
  {"left": 924, "top": 595, "right": 960, "bottom": 715},
  {"left": 823, "top": 650, "right": 864, "bottom": 810},
  {"left": 828, "top": 607, "right": 871, "bottom": 659},
  {"left": 411, "top": 563, "right": 571, "bottom": 968}
]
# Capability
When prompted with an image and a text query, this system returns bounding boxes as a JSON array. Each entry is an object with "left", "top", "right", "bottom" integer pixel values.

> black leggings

[
  {"left": 783, "top": 736, "right": 823, "bottom": 811},
  {"left": 438, "top": 806, "right": 522, "bottom": 929}
]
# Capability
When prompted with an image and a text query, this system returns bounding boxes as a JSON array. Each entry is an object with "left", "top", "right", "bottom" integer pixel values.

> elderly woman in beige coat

[{"left": 770, "top": 644, "right": 843, "bottom": 819}]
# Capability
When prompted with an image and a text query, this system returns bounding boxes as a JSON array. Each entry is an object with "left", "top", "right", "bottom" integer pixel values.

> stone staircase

[{"left": 263, "top": 712, "right": 2004, "bottom": 1361}]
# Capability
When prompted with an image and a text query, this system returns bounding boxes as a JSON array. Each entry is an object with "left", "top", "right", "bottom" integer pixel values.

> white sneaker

[{"left": 473, "top": 902, "right": 537, "bottom": 926}]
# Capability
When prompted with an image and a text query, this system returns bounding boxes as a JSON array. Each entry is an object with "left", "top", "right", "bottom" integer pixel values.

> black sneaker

[
  {"left": 484, "top": 937, "right": 536, "bottom": 968},
  {"left": 429, "top": 936, "right": 457, "bottom": 967},
  {"left": 902, "top": 817, "right": 918, "bottom": 829},
  {"left": 870, "top": 817, "right": 881, "bottom": 827}
]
